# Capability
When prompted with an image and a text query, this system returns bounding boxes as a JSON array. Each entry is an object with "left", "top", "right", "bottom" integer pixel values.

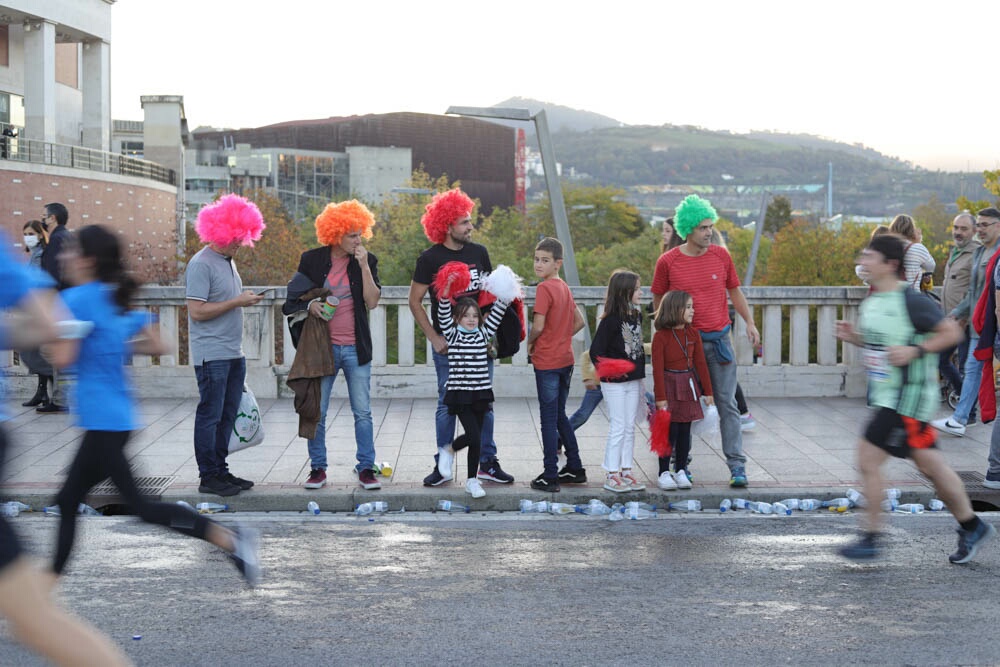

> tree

[
  {"left": 531, "top": 185, "right": 645, "bottom": 251},
  {"left": 765, "top": 221, "right": 870, "bottom": 286},
  {"left": 764, "top": 196, "right": 792, "bottom": 235},
  {"left": 956, "top": 169, "right": 1000, "bottom": 214}
]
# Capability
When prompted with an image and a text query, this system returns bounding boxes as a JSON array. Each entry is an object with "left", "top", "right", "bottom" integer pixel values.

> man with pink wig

[
  {"left": 185, "top": 194, "right": 266, "bottom": 497},
  {"left": 408, "top": 188, "right": 514, "bottom": 486},
  {"left": 283, "top": 200, "right": 382, "bottom": 491}
]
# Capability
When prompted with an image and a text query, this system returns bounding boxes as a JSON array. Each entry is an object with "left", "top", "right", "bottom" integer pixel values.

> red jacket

[{"left": 972, "top": 246, "right": 1000, "bottom": 423}]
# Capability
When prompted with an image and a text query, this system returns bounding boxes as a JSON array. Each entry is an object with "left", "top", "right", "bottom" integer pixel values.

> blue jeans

[
  {"left": 569, "top": 387, "right": 604, "bottom": 430},
  {"left": 308, "top": 345, "right": 375, "bottom": 473},
  {"left": 536, "top": 366, "right": 582, "bottom": 478},
  {"left": 702, "top": 336, "right": 746, "bottom": 470},
  {"left": 433, "top": 350, "right": 496, "bottom": 463},
  {"left": 193, "top": 357, "right": 245, "bottom": 479},
  {"left": 954, "top": 337, "right": 982, "bottom": 425}
]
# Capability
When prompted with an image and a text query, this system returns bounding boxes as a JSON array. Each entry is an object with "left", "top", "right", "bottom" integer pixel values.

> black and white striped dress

[{"left": 438, "top": 297, "right": 509, "bottom": 412}]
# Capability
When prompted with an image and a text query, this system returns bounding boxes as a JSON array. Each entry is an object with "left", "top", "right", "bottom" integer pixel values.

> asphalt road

[{"left": 3, "top": 511, "right": 1000, "bottom": 666}]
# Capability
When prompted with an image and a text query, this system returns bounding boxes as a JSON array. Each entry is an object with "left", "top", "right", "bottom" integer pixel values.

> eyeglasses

[{"left": 976, "top": 220, "right": 999, "bottom": 229}]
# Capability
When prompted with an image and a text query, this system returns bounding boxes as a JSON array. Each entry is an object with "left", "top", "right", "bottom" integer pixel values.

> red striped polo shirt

[{"left": 651, "top": 245, "right": 740, "bottom": 332}]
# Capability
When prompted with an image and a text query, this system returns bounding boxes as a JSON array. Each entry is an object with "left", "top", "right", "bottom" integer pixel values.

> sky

[{"left": 111, "top": 0, "right": 1000, "bottom": 172}]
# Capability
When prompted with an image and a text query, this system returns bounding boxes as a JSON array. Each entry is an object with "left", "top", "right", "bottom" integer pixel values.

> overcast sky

[{"left": 111, "top": 0, "right": 1000, "bottom": 172}]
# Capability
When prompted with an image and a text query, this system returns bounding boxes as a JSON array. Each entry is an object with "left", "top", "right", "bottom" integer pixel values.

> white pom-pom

[{"left": 482, "top": 265, "right": 524, "bottom": 303}]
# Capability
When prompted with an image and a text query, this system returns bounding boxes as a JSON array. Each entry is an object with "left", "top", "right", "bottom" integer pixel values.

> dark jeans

[
  {"left": 735, "top": 383, "right": 748, "bottom": 415},
  {"left": 194, "top": 357, "right": 245, "bottom": 479},
  {"left": 53, "top": 430, "right": 210, "bottom": 574},
  {"left": 939, "top": 343, "right": 962, "bottom": 392},
  {"left": 536, "top": 365, "right": 582, "bottom": 479}
]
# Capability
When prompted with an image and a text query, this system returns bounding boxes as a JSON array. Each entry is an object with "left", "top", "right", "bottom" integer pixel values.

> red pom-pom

[
  {"left": 650, "top": 409, "right": 672, "bottom": 457},
  {"left": 594, "top": 357, "right": 636, "bottom": 380},
  {"left": 433, "top": 262, "right": 471, "bottom": 301}
]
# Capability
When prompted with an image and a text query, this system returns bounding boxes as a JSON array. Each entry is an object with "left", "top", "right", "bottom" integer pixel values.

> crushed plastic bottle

[
  {"left": 928, "top": 498, "right": 945, "bottom": 511},
  {"left": 732, "top": 498, "right": 751, "bottom": 510},
  {"left": 667, "top": 500, "right": 701, "bottom": 512},
  {"left": 719, "top": 499, "right": 733, "bottom": 513},
  {"left": 625, "top": 505, "right": 657, "bottom": 520},
  {"left": 78, "top": 504, "right": 101, "bottom": 516},
  {"left": 845, "top": 489, "right": 866, "bottom": 507},
  {"left": 575, "top": 499, "right": 613, "bottom": 516},
  {"left": 885, "top": 488, "right": 902, "bottom": 501},
  {"left": 894, "top": 503, "right": 924, "bottom": 514},
  {"left": 625, "top": 501, "right": 658, "bottom": 512},
  {"left": 772, "top": 502, "right": 792, "bottom": 516},
  {"left": 746, "top": 501, "right": 773, "bottom": 514},
  {"left": 355, "top": 501, "right": 389, "bottom": 516},
  {"left": 43, "top": 505, "right": 60, "bottom": 516},
  {"left": 548, "top": 502, "right": 577, "bottom": 515},
  {"left": 196, "top": 502, "right": 228, "bottom": 514},
  {"left": 607, "top": 503, "right": 626, "bottom": 521},
  {"left": 437, "top": 500, "right": 470, "bottom": 513},
  {"left": 175, "top": 500, "right": 195, "bottom": 511},
  {"left": 6, "top": 501, "right": 30, "bottom": 512},
  {"left": 822, "top": 498, "right": 851, "bottom": 510},
  {"left": 777, "top": 499, "right": 801, "bottom": 511},
  {"left": 519, "top": 499, "right": 549, "bottom": 514},
  {"left": 880, "top": 498, "right": 899, "bottom": 512},
  {"left": 798, "top": 499, "right": 822, "bottom": 511},
  {"left": 1, "top": 502, "right": 20, "bottom": 517},
  {"left": 307, "top": 501, "right": 320, "bottom": 515}
]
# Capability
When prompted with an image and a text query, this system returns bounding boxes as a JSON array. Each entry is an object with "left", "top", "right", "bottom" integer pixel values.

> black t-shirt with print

[{"left": 413, "top": 242, "right": 492, "bottom": 334}]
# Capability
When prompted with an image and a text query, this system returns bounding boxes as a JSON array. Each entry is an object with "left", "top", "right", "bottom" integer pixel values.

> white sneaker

[
  {"left": 931, "top": 417, "right": 966, "bottom": 437},
  {"left": 465, "top": 478, "right": 486, "bottom": 498},
  {"left": 740, "top": 413, "right": 756, "bottom": 431},
  {"left": 657, "top": 471, "right": 678, "bottom": 490},
  {"left": 437, "top": 446, "right": 455, "bottom": 479},
  {"left": 673, "top": 469, "right": 693, "bottom": 489}
]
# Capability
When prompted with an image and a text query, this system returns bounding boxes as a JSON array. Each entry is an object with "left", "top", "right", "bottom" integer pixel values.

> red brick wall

[{"left": 1, "top": 168, "right": 179, "bottom": 284}]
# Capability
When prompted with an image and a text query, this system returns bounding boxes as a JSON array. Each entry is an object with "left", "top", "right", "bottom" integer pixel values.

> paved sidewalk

[{"left": 2, "top": 396, "right": 999, "bottom": 512}]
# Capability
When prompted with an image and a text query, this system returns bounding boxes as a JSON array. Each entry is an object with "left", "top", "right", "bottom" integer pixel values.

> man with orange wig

[
  {"left": 186, "top": 194, "right": 266, "bottom": 497},
  {"left": 408, "top": 188, "right": 515, "bottom": 486},
  {"left": 283, "top": 200, "right": 382, "bottom": 491}
]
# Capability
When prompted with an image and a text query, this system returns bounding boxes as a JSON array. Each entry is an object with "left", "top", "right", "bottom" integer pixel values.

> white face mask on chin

[{"left": 23, "top": 235, "right": 39, "bottom": 249}]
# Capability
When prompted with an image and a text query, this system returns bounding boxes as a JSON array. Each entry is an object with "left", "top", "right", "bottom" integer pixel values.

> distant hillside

[{"left": 489, "top": 97, "right": 622, "bottom": 134}]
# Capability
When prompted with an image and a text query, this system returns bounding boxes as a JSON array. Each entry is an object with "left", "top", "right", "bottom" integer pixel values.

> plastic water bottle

[
  {"left": 196, "top": 502, "right": 228, "bottom": 514},
  {"left": 43, "top": 505, "right": 61, "bottom": 516},
  {"left": 928, "top": 498, "right": 945, "bottom": 511},
  {"left": 576, "top": 500, "right": 613, "bottom": 515},
  {"left": 355, "top": 501, "right": 389, "bottom": 516},
  {"left": 307, "top": 501, "right": 320, "bottom": 515},
  {"left": 822, "top": 498, "right": 851, "bottom": 509},
  {"left": 885, "top": 488, "right": 902, "bottom": 501},
  {"left": 548, "top": 502, "right": 576, "bottom": 515},
  {"left": 625, "top": 501, "right": 658, "bottom": 512},
  {"left": 777, "top": 498, "right": 801, "bottom": 511},
  {"left": 519, "top": 499, "right": 549, "bottom": 513},
  {"left": 1, "top": 502, "right": 20, "bottom": 517},
  {"left": 719, "top": 499, "right": 733, "bottom": 512},
  {"left": 798, "top": 499, "right": 821, "bottom": 511},
  {"left": 881, "top": 498, "right": 899, "bottom": 512},
  {"left": 78, "top": 504, "right": 101, "bottom": 516},
  {"left": 846, "top": 489, "right": 866, "bottom": 507},
  {"left": 437, "top": 500, "right": 470, "bottom": 513},
  {"left": 732, "top": 498, "right": 750, "bottom": 510},
  {"left": 668, "top": 500, "right": 701, "bottom": 512},
  {"left": 175, "top": 500, "right": 195, "bottom": 511},
  {"left": 746, "top": 501, "right": 772, "bottom": 514},
  {"left": 625, "top": 505, "right": 657, "bottom": 520},
  {"left": 895, "top": 503, "right": 924, "bottom": 514},
  {"left": 607, "top": 503, "right": 626, "bottom": 521},
  {"left": 772, "top": 502, "right": 792, "bottom": 516}
]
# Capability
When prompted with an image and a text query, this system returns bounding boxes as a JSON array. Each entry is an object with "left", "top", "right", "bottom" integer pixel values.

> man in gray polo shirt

[{"left": 186, "top": 194, "right": 266, "bottom": 497}]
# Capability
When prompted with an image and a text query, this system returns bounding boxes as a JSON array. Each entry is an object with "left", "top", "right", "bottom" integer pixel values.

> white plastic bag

[
  {"left": 691, "top": 398, "right": 719, "bottom": 437},
  {"left": 229, "top": 384, "right": 265, "bottom": 453}
]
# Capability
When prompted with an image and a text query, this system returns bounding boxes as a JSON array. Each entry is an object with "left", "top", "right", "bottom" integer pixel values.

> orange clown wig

[{"left": 315, "top": 199, "right": 375, "bottom": 246}]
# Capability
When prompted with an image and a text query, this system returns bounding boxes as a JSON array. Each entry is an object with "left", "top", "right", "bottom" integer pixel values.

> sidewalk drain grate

[
  {"left": 89, "top": 475, "right": 176, "bottom": 498},
  {"left": 957, "top": 471, "right": 986, "bottom": 489}
]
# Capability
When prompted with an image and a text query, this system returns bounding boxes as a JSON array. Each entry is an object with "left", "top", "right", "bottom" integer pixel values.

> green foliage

[
  {"left": 765, "top": 221, "right": 870, "bottom": 286},
  {"left": 764, "top": 196, "right": 792, "bottom": 235},
  {"left": 716, "top": 219, "right": 771, "bottom": 284},
  {"left": 957, "top": 169, "right": 1000, "bottom": 214},
  {"left": 531, "top": 185, "right": 645, "bottom": 250}
]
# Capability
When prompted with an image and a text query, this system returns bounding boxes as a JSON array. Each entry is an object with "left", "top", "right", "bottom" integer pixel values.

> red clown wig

[
  {"left": 420, "top": 189, "right": 474, "bottom": 244},
  {"left": 195, "top": 194, "right": 265, "bottom": 247},
  {"left": 315, "top": 199, "right": 375, "bottom": 246}
]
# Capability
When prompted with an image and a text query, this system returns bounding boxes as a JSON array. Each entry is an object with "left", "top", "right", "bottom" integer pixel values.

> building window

[{"left": 121, "top": 141, "right": 143, "bottom": 158}]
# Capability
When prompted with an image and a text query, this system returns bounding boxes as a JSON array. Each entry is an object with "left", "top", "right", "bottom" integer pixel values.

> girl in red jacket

[{"left": 652, "top": 290, "right": 714, "bottom": 490}]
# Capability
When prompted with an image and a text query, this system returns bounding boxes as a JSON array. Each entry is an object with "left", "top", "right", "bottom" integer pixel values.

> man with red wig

[
  {"left": 185, "top": 194, "right": 266, "bottom": 497},
  {"left": 408, "top": 188, "right": 515, "bottom": 486},
  {"left": 283, "top": 200, "right": 382, "bottom": 491}
]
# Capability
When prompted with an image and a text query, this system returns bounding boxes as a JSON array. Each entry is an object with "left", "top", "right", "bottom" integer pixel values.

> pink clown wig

[
  {"left": 315, "top": 199, "right": 375, "bottom": 246},
  {"left": 195, "top": 194, "right": 266, "bottom": 247},
  {"left": 420, "top": 189, "right": 474, "bottom": 244}
]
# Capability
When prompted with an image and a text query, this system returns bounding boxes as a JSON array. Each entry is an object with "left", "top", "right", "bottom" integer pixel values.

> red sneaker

[
  {"left": 304, "top": 468, "right": 326, "bottom": 489},
  {"left": 358, "top": 468, "right": 382, "bottom": 490}
]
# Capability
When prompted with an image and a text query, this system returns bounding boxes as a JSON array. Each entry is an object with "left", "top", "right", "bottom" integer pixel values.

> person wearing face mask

[{"left": 18, "top": 220, "right": 54, "bottom": 408}]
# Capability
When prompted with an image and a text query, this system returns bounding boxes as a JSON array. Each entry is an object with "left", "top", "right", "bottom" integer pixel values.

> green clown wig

[{"left": 673, "top": 195, "right": 718, "bottom": 240}]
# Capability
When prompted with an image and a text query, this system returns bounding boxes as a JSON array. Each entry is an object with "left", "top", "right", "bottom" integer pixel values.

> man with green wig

[{"left": 651, "top": 195, "right": 760, "bottom": 487}]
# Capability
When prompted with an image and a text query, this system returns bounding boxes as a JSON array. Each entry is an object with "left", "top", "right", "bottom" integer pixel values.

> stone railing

[{"left": 2, "top": 286, "right": 872, "bottom": 400}]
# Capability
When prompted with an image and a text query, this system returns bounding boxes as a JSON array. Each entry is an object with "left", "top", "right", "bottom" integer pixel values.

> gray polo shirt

[{"left": 185, "top": 246, "right": 244, "bottom": 364}]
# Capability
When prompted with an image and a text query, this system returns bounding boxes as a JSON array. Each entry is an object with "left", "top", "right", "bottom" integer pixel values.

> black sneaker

[
  {"left": 423, "top": 467, "right": 450, "bottom": 487},
  {"left": 530, "top": 474, "right": 560, "bottom": 492},
  {"left": 199, "top": 475, "right": 241, "bottom": 497},
  {"left": 477, "top": 457, "right": 514, "bottom": 483},
  {"left": 36, "top": 402, "right": 68, "bottom": 414},
  {"left": 227, "top": 524, "right": 261, "bottom": 586},
  {"left": 224, "top": 472, "right": 254, "bottom": 490},
  {"left": 557, "top": 466, "right": 587, "bottom": 484},
  {"left": 839, "top": 533, "right": 882, "bottom": 561},
  {"left": 950, "top": 520, "right": 997, "bottom": 564}
]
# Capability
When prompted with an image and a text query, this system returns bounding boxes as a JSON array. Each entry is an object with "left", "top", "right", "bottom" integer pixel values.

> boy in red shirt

[{"left": 528, "top": 238, "right": 587, "bottom": 492}]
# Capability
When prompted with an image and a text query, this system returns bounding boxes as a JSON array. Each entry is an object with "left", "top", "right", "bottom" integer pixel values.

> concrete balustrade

[{"left": 3, "top": 285, "right": 871, "bottom": 400}]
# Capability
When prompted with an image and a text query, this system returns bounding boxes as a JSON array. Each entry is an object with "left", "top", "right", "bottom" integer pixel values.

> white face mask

[{"left": 23, "top": 235, "right": 39, "bottom": 249}]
